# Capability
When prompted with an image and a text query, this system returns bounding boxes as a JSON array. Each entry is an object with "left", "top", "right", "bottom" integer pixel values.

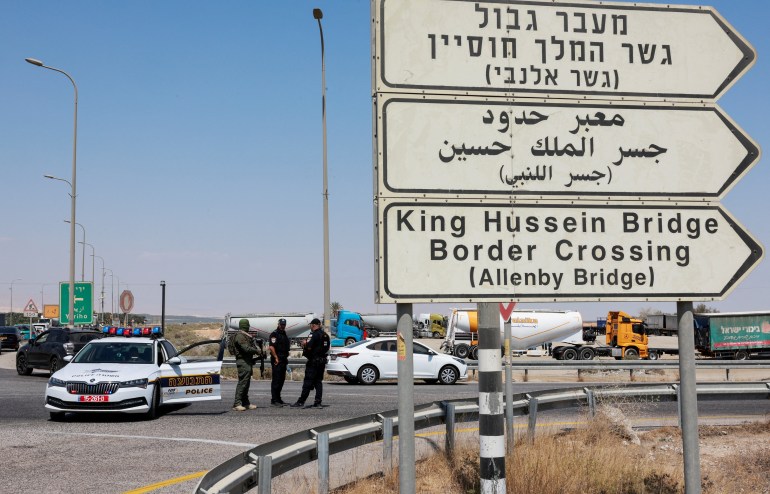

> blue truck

[{"left": 331, "top": 311, "right": 399, "bottom": 346}]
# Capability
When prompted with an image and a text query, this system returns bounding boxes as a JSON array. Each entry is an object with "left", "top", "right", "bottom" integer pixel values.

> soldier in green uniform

[{"left": 229, "top": 319, "right": 264, "bottom": 411}]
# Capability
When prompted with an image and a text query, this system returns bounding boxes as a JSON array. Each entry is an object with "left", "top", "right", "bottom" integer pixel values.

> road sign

[
  {"left": 378, "top": 96, "right": 759, "bottom": 199},
  {"left": 23, "top": 299, "right": 38, "bottom": 318},
  {"left": 375, "top": 0, "right": 756, "bottom": 100},
  {"left": 43, "top": 305, "right": 60, "bottom": 319},
  {"left": 59, "top": 282, "right": 94, "bottom": 325},
  {"left": 120, "top": 290, "right": 134, "bottom": 313},
  {"left": 375, "top": 200, "right": 763, "bottom": 302}
]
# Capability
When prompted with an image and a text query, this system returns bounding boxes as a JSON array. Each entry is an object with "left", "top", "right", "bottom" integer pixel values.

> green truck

[{"left": 695, "top": 312, "right": 770, "bottom": 360}]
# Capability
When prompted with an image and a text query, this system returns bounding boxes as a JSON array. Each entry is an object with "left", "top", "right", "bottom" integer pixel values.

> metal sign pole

[
  {"left": 503, "top": 319, "right": 513, "bottom": 450},
  {"left": 395, "top": 303, "right": 414, "bottom": 493},
  {"left": 677, "top": 301, "right": 701, "bottom": 494},
  {"left": 478, "top": 302, "right": 505, "bottom": 493}
]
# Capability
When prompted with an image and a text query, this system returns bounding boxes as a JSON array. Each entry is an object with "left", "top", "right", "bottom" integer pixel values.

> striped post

[{"left": 477, "top": 302, "right": 506, "bottom": 493}]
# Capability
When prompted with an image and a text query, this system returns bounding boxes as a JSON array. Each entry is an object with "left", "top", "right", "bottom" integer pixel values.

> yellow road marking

[{"left": 122, "top": 470, "right": 207, "bottom": 494}]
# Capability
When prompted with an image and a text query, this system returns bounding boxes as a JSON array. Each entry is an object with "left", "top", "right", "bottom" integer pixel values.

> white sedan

[
  {"left": 44, "top": 327, "right": 223, "bottom": 421},
  {"left": 326, "top": 337, "right": 467, "bottom": 385}
]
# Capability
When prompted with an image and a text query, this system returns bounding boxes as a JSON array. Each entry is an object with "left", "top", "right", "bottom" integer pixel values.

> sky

[{"left": 1, "top": 0, "right": 768, "bottom": 323}]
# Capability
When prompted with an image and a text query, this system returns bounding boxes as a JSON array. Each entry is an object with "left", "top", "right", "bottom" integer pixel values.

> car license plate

[{"left": 79, "top": 395, "right": 109, "bottom": 402}]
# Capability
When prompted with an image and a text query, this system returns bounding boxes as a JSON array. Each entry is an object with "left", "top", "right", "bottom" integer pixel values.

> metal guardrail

[{"left": 195, "top": 381, "right": 770, "bottom": 494}]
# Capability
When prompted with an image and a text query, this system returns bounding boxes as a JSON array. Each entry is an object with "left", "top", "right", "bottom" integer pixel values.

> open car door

[{"left": 158, "top": 339, "right": 225, "bottom": 405}]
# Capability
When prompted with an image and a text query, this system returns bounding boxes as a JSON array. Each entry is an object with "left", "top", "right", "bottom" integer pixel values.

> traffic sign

[
  {"left": 378, "top": 96, "right": 759, "bottom": 199},
  {"left": 120, "top": 290, "right": 134, "bottom": 314},
  {"left": 23, "top": 299, "right": 38, "bottom": 318},
  {"left": 59, "top": 282, "right": 94, "bottom": 325},
  {"left": 375, "top": 200, "right": 763, "bottom": 302},
  {"left": 43, "top": 305, "right": 59, "bottom": 319},
  {"left": 375, "top": 0, "right": 756, "bottom": 100}
]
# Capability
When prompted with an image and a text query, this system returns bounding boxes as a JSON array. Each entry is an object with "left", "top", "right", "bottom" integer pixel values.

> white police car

[{"left": 44, "top": 326, "right": 223, "bottom": 421}]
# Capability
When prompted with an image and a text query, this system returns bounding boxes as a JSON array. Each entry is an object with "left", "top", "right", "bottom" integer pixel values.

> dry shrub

[{"left": 703, "top": 448, "right": 770, "bottom": 493}]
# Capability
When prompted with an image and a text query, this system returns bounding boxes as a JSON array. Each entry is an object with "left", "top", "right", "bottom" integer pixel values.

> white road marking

[{"left": 48, "top": 431, "right": 257, "bottom": 448}]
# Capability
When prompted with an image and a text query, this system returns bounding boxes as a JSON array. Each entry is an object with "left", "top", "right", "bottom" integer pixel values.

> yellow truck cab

[{"left": 606, "top": 311, "right": 649, "bottom": 359}]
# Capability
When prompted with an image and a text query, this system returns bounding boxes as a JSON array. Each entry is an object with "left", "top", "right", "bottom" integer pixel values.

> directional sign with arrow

[
  {"left": 379, "top": 96, "right": 759, "bottom": 199},
  {"left": 376, "top": 0, "right": 756, "bottom": 100},
  {"left": 376, "top": 200, "right": 764, "bottom": 302}
]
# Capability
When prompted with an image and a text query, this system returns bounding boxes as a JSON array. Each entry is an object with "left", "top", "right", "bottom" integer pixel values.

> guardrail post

[
  {"left": 257, "top": 455, "right": 272, "bottom": 494},
  {"left": 445, "top": 402, "right": 456, "bottom": 455},
  {"left": 523, "top": 368, "right": 529, "bottom": 382},
  {"left": 726, "top": 368, "right": 730, "bottom": 382},
  {"left": 317, "top": 432, "right": 329, "bottom": 494},
  {"left": 584, "top": 388, "right": 596, "bottom": 418},
  {"left": 527, "top": 395, "right": 538, "bottom": 443},
  {"left": 383, "top": 417, "right": 394, "bottom": 473}
]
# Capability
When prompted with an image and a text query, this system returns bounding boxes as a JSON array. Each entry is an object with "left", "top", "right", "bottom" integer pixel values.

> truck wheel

[
  {"left": 734, "top": 350, "right": 749, "bottom": 360},
  {"left": 454, "top": 344, "right": 470, "bottom": 359},
  {"left": 418, "top": 322, "right": 425, "bottom": 329},
  {"left": 578, "top": 347, "right": 595, "bottom": 361},
  {"left": 357, "top": 365, "right": 378, "bottom": 385},
  {"left": 648, "top": 351, "right": 659, "bottom": 361},
  {"left": 562, "top": 348, "right": 578, "bottom": 360},
  {"left": 624, "top": 348, "right": 640, "bottom": 360},
  {"left": 470, "top": 346, "right": 479, "bottom": 361},
  {"left": 432, "top": 331, "right": 441, "bottom": 339},
  {"left": 368, "top": 329, "right": 379, "bottom": 338},
  {"left": 344, "top": 337, "right": 356, "bottom": 346}
]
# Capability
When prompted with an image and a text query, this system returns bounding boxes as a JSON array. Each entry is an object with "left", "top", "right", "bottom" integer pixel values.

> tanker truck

[{"left": 440, "top": 308, "right": 583, "bottom": 360}]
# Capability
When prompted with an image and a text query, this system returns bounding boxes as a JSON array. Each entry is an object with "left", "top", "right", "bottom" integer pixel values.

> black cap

[
  {"left": 278, "top": 318, "right": 287, "bottom": 325},
  {"left": 310, "top": 318, "right": 321, "bottom": 325}
]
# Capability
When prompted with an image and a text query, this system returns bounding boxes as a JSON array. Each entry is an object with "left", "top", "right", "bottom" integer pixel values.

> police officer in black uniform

[
  {"left": 290, "top": 318, "right": 330, "bottom": 409},
  {"left": 269, "top": 318, "right": 291, "bottom": 406}
]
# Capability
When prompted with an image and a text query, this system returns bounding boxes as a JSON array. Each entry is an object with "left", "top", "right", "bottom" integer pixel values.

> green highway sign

[{"left": 59, "top": 282, "right": 94, "bottom": 325}]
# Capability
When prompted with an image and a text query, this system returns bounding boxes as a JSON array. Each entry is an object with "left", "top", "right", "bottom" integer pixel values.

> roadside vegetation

[{"left": 327, "top": 410, "right": 770, "bottom": 494}]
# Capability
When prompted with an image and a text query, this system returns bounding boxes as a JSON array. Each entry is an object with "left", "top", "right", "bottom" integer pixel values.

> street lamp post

[
  {"left": 9, "top": 278, "right": 22, "bottom": 325},
  {"left": 94, "top": 255, "right": 105, "bottom": 324},
  {"left": 313, "top": 8, "right": 331, "bottom": 335},
  {"left": 29, "top": 57, "right": 78, "bottom": 329},
  {"left": 79, "top": 241, "right": 95, "bottom": 285},
  {"left": 64, "top": 220, "right": 86, "bottom": 281},
  {"left": 104, "top": 269, "right": 114, "bottom": 322}
]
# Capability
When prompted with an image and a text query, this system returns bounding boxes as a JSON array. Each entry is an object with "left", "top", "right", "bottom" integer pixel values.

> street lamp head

[
  {"left": 44, "top": 174, "right": 55, "bottom": 179},
  {"left": 25, "top": 58, "right": 44, "bottom": 67},
  {"left": 313, "top": 8, "right": 323, "bottom": 20}
]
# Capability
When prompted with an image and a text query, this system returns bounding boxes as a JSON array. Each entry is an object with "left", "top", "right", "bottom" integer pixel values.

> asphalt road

[{"left": 2, "top": 351, "right": 770, "bottom": 494}]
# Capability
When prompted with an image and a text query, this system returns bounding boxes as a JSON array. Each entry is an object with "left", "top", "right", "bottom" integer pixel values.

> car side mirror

[
  {"left": 63, "top": 355, "right": 73, "bottom": 362},
  {"left": 166, "top": 356, "right": 182, "bottom": 365}
]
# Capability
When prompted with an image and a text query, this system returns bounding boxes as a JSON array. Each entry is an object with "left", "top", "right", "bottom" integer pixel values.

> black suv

[
  {"left": 16, "top": 328, "right": 102, "bottom": 375},
  {"left": 0, "top": 327, "right": 22, "bottom": 352}
]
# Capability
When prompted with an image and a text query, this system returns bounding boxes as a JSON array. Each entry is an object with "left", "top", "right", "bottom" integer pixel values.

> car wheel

[
  {"left": 49, "top": 412, "right": 66, "bottom": 422},
  {"left": 145, "top": 384, "right": 160, "bottom": 420},
  {"left": 344, "top": 337, "right": 356, "bottom": 346},
  {"left": 16, "top": 354, "right": 33, "bottom": 376},
  {"left": 343, "top": 376, "right": 358, "bottom": 384},
  {"left": 454, "top": 344, "right": 470, "bottom": 359},
  {"left": 357, "top": 365, "right": 378, "bottom": 385},
  {"left": 562, "top": 348, "right": 578, "bottom": 360},
  {"left": 49, "top": 356, "right": 61, "bottom": 375},
  {"left": 438, "top": 365, "right": 459, "bottom": 385},
  {"left": 578, "top": 347, "right": 595, "bottom": 361}
]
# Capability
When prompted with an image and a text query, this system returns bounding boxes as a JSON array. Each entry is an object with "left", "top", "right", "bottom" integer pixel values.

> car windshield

[{"left": 72, "top": 342, "right": 154, "bottom": 364}]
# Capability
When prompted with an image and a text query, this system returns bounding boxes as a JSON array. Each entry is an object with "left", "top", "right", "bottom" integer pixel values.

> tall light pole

[
  {"left": 94, "top": 255, "right": 105, "bottom": 324},
  {"left": 313, "top": 8, "right": 331, "bottom": 335},
  {"left": 104, "top": 269, "right": 114, "bottom": 321},
  {"left": 79, "top": 241, "right": 95, "bottom": 284},
  {"left": 29, "top": 57, "right": 78, "bottom": 329},
  {"left": 9, "top": 278, "right": 22, "bottom": 325},
  {"left": 64, "top": 220, "right": 86, "bottom": 281}
]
